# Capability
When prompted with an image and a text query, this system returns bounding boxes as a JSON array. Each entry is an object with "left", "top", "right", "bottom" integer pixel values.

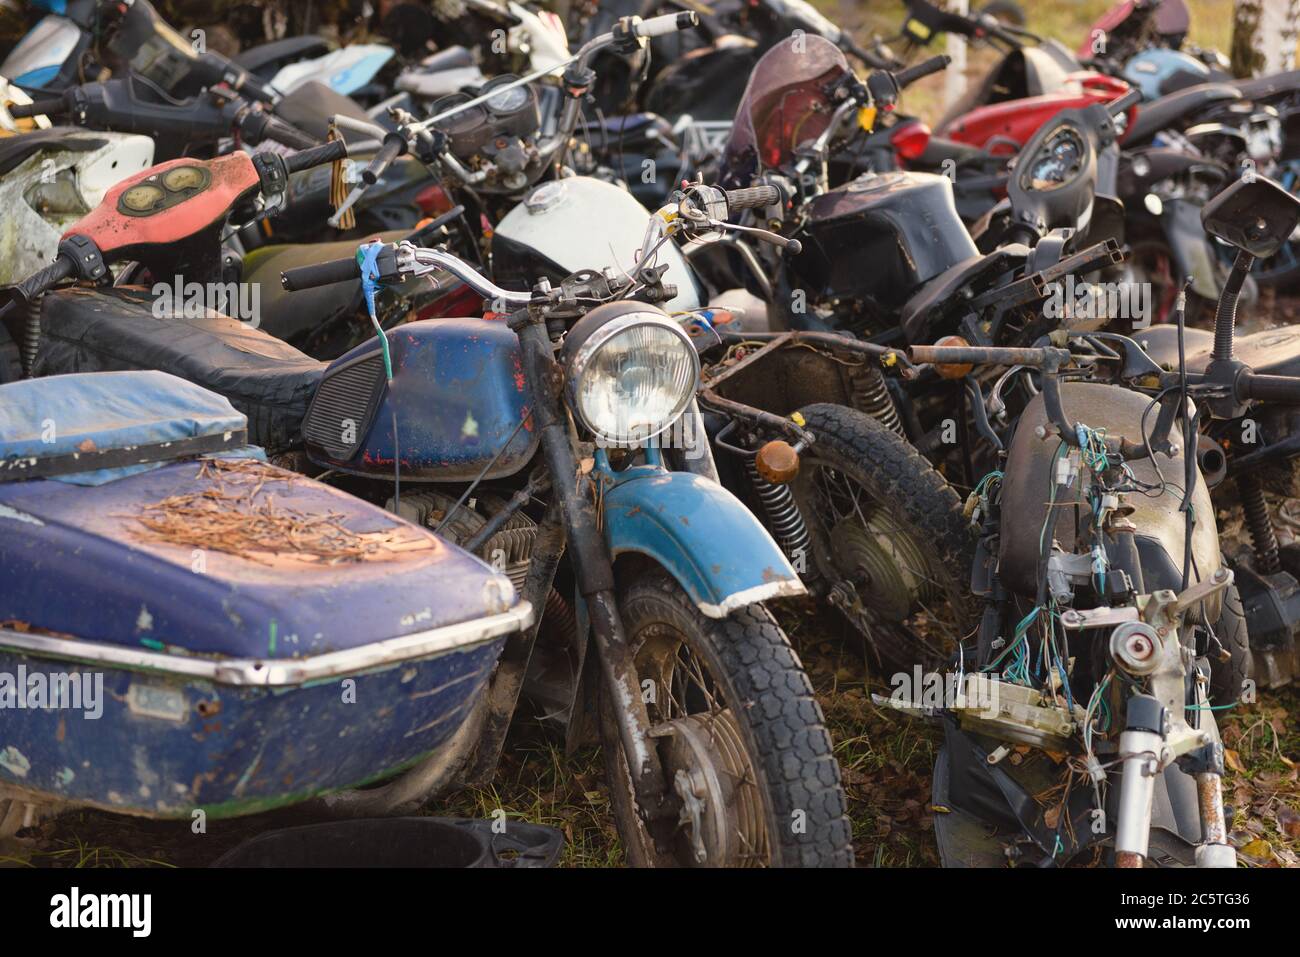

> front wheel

[{"left": 600, "top": 569, "right": 852, "bottom": 867}]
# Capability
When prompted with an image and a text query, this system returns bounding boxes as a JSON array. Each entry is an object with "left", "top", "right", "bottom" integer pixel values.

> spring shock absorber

[
  {"left": 20, "top": 293, "right": 42, "bottom": 379},
  {"left": 746, "top": 455, "right": 818, "bottom": 581},
  {"left": 1239, "top": 472, "right": 1281, "bottom": 574},
  {"left": 848, "top": 363, "right": 903, "bottom": 437}
]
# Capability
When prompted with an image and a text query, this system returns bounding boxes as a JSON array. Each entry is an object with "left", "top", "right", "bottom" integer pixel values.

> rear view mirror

[{"left": 1200, "top": 176, "right": 1300, "bottom": 259}]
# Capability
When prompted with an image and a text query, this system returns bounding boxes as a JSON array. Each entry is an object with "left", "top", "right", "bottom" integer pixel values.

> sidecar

[{"left": 0, "top": 371, "right": 531, "bottom": 831}]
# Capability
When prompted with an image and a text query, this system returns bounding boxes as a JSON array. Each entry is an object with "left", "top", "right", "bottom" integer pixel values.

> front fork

[{"left": 514, "top": 317, "right": 673, "bottom": 824}]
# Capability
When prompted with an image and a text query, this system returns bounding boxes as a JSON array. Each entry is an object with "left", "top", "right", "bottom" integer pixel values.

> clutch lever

[{"left": 705, "top": 220, "right": 802, "bottom": 255}]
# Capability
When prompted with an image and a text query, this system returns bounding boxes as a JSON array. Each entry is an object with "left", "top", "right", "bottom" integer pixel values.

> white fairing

[
  {"left": 0, "top": 133, "right": 155, "bottom": 284},
  {"left": 0, "top": 17, "right": 81, "bottom": 86},
  {"left": 496, "top": 177, "right": 702, "bottom": 312}
]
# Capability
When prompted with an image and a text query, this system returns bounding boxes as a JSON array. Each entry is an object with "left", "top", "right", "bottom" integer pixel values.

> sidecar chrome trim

[
  {"left": 696, "top": 579, "right": 806, "bottom": 619},
  {"left": 0, "top": 602, "right": 534, "bottom": 687}
]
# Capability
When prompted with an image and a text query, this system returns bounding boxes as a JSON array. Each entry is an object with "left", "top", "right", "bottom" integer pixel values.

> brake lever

[{"left": 706, "top": 220, "right": 802, "bottom": 255}]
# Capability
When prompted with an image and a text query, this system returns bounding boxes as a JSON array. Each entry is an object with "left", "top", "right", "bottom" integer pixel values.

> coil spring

[
  {"left": 747, "top": 459, "right": 817, "bottom": 579},
  {"left": 20, "top": 294, "right": 41, "bottom": 379},
  {"left": 849, "top": 363, "right": 903, "bottom": 436},
  {"left": 1239, "top": 473, "right": 1281, "bottom": 574}
]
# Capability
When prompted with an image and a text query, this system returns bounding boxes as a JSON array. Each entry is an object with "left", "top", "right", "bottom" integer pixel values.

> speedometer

[
  {"left": 1026, "top": 128, "right": 1085, "bottom": 191},
  {"left": 485, "top": 84, "right": 531, "bottom": 116}
]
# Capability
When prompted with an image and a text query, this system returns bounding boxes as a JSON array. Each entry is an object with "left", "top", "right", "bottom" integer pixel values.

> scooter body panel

[{"left": 940, "top": 81, "right": 1129, "bottom": 152}]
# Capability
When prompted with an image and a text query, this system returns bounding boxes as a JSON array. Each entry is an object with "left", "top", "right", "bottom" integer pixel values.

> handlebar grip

[
  {"left": 634, "top": 11, "right": 699, "bottom": 37},
  {"left": 725, "top": 185, "right": 782, "bottom": 212},
  {"left": 261, "top": 115, "right": 320, "bottom": 151},
  {"left": 8, "top": 97, "right": 67, "bottom": 119},
  {"left": 6, "top": 256, "right": 75, "bottom": 305},
  {"left": 362, "top": 134, "right": 406, "bottom": 186},
  {"left": 1109, "top": 88, "right": 1142, "bottom": 117},
  {"left": 895, "top": 55, "right": 951, "bottom": 89},
  {"left": 1239, "top": 373, "right": 1300, "bottom": 405},
  {"left": 282, "top": 138, "right": 349, "bottom": 175},
  {"left": 911, "top": 344, "right": 1061, "bottom": 368},
  {"left": 280, "top": 256, "right": 362, "bottom": 292}
]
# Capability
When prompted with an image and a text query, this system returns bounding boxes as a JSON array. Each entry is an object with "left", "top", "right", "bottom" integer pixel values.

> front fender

[{"left": 602, "top": 468, "right": 805, "bottom": 618}]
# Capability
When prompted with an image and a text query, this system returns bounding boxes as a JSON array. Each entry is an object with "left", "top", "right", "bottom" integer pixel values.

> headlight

[{"left": 562, "top": 301, "right": 699, "bottom": 446}]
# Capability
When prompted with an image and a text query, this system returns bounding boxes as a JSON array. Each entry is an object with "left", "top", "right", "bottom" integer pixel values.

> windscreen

[{"left": 719, "top": 33, "right": 850, "bottom": 187}]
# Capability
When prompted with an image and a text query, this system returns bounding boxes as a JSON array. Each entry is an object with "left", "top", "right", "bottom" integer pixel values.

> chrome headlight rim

[{"left": 563, "top": 302, "right": 700, "bottom": 446}]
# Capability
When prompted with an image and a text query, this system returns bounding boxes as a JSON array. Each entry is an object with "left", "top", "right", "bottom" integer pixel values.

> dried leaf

[{"left": 1225, "top": 748, "right": 1247, "bottom": 774}]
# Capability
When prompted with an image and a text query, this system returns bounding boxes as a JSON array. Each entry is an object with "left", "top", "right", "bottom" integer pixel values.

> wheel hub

[
  {"left": 653, "top": 710, "right": 767, "bottom": 867},
  {"left": 829, "top": 518, "right": 928, "bottom": 621}
]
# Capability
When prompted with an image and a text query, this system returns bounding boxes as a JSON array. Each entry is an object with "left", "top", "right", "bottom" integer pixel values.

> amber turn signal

[{"left": 754, "top": 440, "right": 800, "bottom": 484}]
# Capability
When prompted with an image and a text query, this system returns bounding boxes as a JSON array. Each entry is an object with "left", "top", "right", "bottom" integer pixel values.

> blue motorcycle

[{"left": 0, "top": 369, "right": 533, "bottom": 837}]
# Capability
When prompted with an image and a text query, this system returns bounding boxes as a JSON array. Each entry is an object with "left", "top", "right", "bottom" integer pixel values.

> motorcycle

[
  {"left": 7, "top": 19, "right": 854, "bottom": 867},
  {"left": 0, "top": 368, "right": 533, "bottom": 837},
  {"left": 900, "top": 173, "right": 1300, "bottom": 867}
]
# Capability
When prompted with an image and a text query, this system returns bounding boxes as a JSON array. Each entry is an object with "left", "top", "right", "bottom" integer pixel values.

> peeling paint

[
  {"left": 0, "top": 745, "right": 31, "bottom": 778},
  {"left": 0, "top": 503, "right": 43, "bottom": 526}
]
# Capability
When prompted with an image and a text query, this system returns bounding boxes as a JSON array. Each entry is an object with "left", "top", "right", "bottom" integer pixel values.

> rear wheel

[
  {"left": 790, "top": 404, "right": 975, "bottom": 671},
  {"left": 600, "top": 569, "right": 852, "bottom": 867}
]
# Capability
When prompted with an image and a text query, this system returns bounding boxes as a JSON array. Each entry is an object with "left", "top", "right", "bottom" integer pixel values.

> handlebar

[
  {"left": 280, "top": 255, "right": 361, "bottom": 291},
  {"left": 1237, "top": 372, "right": 1300, "bottom": 405},
  {"left": 282, "top": 138, "right": 350, "bottom": 175},
  {"left": 5, "top": 256, "right": 76, "bottom": 307},
  {"left": 1108, "top": 88, "right": 1142, "bottom": 117},
  {"left": 7, "top": 97, "right": 67, "bottom": 119},
  {"left": 634, "top": 11, "right": 699, "bottom": 37},
  {"left": 895, "top": 54, "right": 951, "bottom": 89},
  {"left": 361, "top": 134, "right": 407, "bottom": 186},
  {"left": 725, "top": 185, "right": 783, "bottom": 212}
]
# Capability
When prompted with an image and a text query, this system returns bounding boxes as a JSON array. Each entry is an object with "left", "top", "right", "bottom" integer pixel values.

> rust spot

[
  {"left": 196, "top": 699, "right": 221, "bottom": 718},
  {"left": 679, "top": 515, "right": 690, "bottom": 526},
  {"left": 762, "top": 566, "right": 782, "bottom": 583},
  {"left": 56, "top": 718, "right": 66, "bottom": 742},
  {"left": 627, "top": 506, "right": 641, "bottom": 518}
]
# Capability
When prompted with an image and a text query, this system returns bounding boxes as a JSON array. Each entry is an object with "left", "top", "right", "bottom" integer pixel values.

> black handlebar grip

[
  {"left": 895, "top": 55, "right": 951, "bottom": 89},
  {"left": 7, "top": 97, "right": 67, "bottom": 119},
  {"left": 7, "top": 256, "right": 75, "bottom": 305},
  {"left": 1108, "top": 88, "right": 1143, "bottom": 118},
  {"left": 282, "top": 138, "right": 349, "bottom": 175},
  {"left": 362, "top": 135, "right": 407, "bottom": 186},
  {"left": 1239, "top": 373, "right": 1300, "bottom": 405},
  {"left": 280, "top": 256, "right": 362, "bottom": 291},
  {"left": 260, "top": 115, "right": 320, "bottom": 151},
  {"left": 725, "top": 185, "right": 782, "bottom": 212}
]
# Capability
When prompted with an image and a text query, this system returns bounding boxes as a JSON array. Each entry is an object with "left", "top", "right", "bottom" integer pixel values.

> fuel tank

[
  {"left": 492, "top": 175, "right": 701, "bottom": 313},
  {"left": 302, "top": 317, "right": 538, "bottom": 481},
  {"left": 997, "top": 383, "right": 1222, "bottom": 621},
  {"left": 790, "top": 171, "right": 977, "bottom": 310}
]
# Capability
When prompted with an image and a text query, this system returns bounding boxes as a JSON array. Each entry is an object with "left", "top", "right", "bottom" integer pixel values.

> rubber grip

[
  {"left": 8, "top": 257, "right": 75, "bottom": 304},
  {"left": 1239, "top": 373, "right": 1300, "bottom": 405},
  {"left": 1109, "top": 88, "right": 1143, "bottom": 117},
  {"left": 8, "top": 97, "right": 66, "bottom": 119},
  {"left": 895, "top": 55, "right": 951, "bottom": 89},
  {"left": 362, "top": 135, "right": 406, "bottom": 185},
  {"left": 282, "top": 138, "right": 349, "bottom": 174},
  {"left": 280, "top": 256, "right": 362, "bottom": 291},
  {"left": 725, "top": 185, "right": 782, "bottom": 212},
  {"left": 261, "top": 116, "right": 320, "bottom": 151},
  {"left": 635, "top": 11, "right": 699, "bottom": 37}
]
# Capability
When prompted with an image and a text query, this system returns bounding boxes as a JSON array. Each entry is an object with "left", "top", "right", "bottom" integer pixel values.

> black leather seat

[
  {"left": 1135, "top": 324, "right": 1300, "bottom": 378},
  {"left": 1124, "top": 83, "right": 1243, "bottom": 145},
  {"left": 35, "top": 286, "right": 324, "bottom": 451},
  {"left": 1234, "top": 69, "right": 1300, "bottom": 102}
]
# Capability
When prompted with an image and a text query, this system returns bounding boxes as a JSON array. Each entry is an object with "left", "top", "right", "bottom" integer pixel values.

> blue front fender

[{"left": 602, "top": 468, "right": 805, "bottom": 618}]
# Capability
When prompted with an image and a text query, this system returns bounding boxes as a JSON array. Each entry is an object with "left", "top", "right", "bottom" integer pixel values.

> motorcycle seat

[
  {"left": 898, "top": 246, "right": 1029, "bottom": 343},
  {"left": 1135, "top": 324, "right": 1300, "bottom": 379},
  {"left": 1123, "top": 83, "right": 1243, "bottom": 145},
  {"left": 233, "top": 36, "right": 332, "bottom": 77},
  {"left": 1234, "top": 68, "right": 1300, "bottom": 102},
  {"left": 35, "top": 286, "right": 324, "bottom": 451},
  {"left": 916, "top": 136, "right": 990, "bottom": 169}
]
